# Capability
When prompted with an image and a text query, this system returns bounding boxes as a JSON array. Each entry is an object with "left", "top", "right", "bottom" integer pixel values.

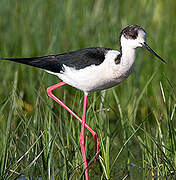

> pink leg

[
  {"left": 46, "top": 82, "right": 99, "bottom": 155},
  {"left": 79, "top": 93, "right": 89, "bottom": 179}
]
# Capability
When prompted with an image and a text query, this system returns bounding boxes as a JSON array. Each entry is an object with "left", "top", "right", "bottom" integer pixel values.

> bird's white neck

[{"left": 120, "top": 45, "right": 137, "bottom": 66}]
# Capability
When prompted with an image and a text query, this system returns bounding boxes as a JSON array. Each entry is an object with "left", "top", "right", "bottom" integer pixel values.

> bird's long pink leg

[
  {"left": 46, "top": 82, "right": 99, "bottom": 155},
  {"left": 80, "top": 93, "right": 89, "bottom": 179}
]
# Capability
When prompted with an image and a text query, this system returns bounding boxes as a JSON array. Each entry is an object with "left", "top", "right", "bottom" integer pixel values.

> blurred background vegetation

[{"left": 0, "top": 0, "right": 176, "bottom": 179}]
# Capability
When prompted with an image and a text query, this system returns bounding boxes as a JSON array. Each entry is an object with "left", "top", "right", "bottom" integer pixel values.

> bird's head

[
  {"left": 120, "top": 25, "right": 167, "bottom": 64},
  {"left": 120, "top": 25, "right": 146, "bottom": 48}
]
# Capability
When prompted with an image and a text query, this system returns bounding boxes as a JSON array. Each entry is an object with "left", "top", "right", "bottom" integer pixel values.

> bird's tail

[
  {"left": 0, "top": 57, "right": 46, "bottom": 68},
  {"left": 0, "top": 55, "right": 61, "bottom": 73}
]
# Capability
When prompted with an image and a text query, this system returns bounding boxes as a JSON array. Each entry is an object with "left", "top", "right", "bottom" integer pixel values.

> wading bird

[{"left": 0, "top": 25, "right": 166, "bottom": 180}]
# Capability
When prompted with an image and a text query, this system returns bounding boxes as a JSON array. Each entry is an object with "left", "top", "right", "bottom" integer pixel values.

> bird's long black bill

[{"left": 142, "top": 42, "right": 167, "bottom": 64}]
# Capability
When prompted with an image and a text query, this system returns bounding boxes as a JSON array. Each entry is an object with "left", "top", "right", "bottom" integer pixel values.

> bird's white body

[
  {"left": 49, "top": 43, "right": 137, "bottom": 93},
  {"left": 48, "top": 49, "right": 135, "bottom": 92}
]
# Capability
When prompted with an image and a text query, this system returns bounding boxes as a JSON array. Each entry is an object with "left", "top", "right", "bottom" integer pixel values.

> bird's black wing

[{"left": 0, "top": 47, "right": 112, "bottom": 73}]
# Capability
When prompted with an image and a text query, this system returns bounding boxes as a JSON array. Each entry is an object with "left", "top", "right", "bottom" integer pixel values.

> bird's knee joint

[{"left": 46, "top": 87, "right": 53, "bottom": 96}]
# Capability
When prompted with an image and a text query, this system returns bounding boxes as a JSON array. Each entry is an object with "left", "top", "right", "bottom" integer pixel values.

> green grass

[{"left": 0, "top": 0, "right": 176, "bottom": 179}]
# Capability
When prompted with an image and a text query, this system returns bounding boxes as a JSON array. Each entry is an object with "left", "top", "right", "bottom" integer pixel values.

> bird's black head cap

[{"left": 120, "top": 25, "right": 145, "bottom": 40}]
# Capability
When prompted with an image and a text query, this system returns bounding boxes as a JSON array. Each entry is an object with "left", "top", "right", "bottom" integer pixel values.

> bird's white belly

[
  {"left": 56, "top": 64, "right": 109, "bottom": 92},
  {"left": 55, "top": 61, "right": 134, "bottom": 93}
]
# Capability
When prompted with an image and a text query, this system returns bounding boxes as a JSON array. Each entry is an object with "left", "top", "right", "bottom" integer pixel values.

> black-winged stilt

[{"left": 0, "top": 25, "right": 166, "bottom": 180}]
